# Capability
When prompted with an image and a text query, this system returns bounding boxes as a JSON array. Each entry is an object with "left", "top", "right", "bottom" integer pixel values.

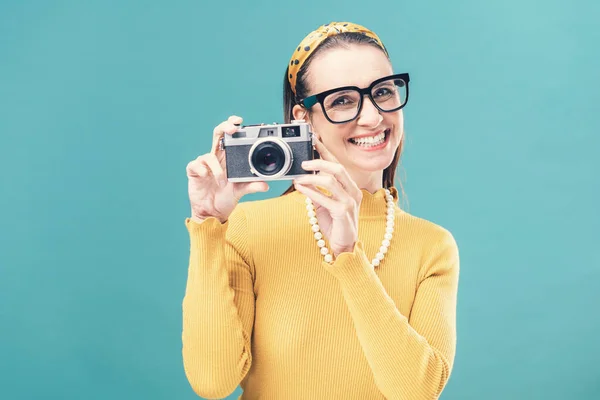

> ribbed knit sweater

[{"left": 181, "top": 187, "right": 460, "bottom": 400}]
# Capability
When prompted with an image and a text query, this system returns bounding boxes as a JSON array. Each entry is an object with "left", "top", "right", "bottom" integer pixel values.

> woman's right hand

[{"left": 186, "top": 115, "right": 269, "bottom": 223}]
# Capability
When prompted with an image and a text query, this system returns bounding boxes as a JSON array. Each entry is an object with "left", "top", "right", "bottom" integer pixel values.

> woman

[{"left": 183, "top": 22, "right": 460, "bottom": 400}]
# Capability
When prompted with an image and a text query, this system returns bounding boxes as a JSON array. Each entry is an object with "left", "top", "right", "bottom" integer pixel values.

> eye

[
  {"left": 329, "top": 95, "right": 355, "bottom": 107},
  {"left": 374, "top": 86, "right": 395, "bottom": 98}
]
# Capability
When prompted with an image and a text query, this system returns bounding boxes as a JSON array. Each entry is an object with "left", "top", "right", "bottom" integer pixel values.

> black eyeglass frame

[{"left": 297, "top": 73, "right": 410, "bottom": 124}]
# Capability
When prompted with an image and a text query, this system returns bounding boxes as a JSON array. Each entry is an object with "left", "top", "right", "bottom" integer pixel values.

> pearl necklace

[{"left": 305, "top": 188, "right": 395, "bottom": 267}]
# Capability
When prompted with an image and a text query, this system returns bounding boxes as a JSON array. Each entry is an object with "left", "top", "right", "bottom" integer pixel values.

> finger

[
  {"left": 294, "top": 182, "right": 340, "bottom": 212},
  {"left": 293, "top": 173, "right": 346, "bottom": 200},
  {"left": 228, "top": 115, "right": 243, "bottom": 126},
  {"left": 234, "top": 181, "right": 269, "bottom": 199},
  {"left": 186, "top": 157, "right": 211, "bottom": 178},
  {"left": 210, "top": 122, "right": 227, "bottom": 154},
  {"left": 211, "top": 117, "right": 243, "bottom": 154},
  {"left": 211, "top": 122, "right": 236, "bottom": 154},
  {"left": 312, "top": 134, "right": 339, "bottom": 163},
  {"left": 203, "top": 153, "right": 226, "bottom": 184},
  {"left": 301, "top": 159, "right": 357, "bottom": 190}
]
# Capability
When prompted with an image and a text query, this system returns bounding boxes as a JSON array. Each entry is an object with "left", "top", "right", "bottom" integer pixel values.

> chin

[{"left": 352, "top": 153, "right": 396, "bottom": 172}]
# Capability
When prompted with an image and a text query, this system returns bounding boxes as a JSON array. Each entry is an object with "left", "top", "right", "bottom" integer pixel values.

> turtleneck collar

[
  {"left": 358, "top": 186, "right": 399, "bottom": 218},
  {"left": 289, "top": 186, "right": 400, "bottom": 218}
]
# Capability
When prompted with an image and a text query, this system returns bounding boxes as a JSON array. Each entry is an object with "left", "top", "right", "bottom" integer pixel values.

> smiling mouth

[{"left": 348, "top": 129, "right": 390, "bottom": 147}]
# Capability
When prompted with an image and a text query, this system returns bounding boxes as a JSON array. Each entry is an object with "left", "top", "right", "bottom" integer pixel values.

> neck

[{"left": 346, "top": 167, "right": 384, "bottom": 193}]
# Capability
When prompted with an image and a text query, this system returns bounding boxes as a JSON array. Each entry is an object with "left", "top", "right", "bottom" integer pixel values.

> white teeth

[{"left": 349, "top": 131, "right": 386, "bottom": 147}]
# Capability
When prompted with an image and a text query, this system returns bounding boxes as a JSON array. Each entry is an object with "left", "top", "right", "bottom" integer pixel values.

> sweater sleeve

[
  {"left": 181, "top": 206, "right": 255, "bottom": 399},
  {"left": 321, "top": 230, "right": 460, "bottom": 400}
]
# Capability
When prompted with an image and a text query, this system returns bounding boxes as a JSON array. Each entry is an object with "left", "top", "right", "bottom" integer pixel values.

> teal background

[{"left": 1, "top": 0, "right": 598, "bottom": 399}]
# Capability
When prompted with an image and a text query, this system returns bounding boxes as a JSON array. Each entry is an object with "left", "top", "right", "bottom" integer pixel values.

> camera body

[{"left": 221, "top": 120, "right": 315, "bottom": 182}]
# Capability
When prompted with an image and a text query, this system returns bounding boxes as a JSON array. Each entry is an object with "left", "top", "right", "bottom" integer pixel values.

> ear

[{"left": 292, "top": 105, "right": 307, "bottom": 122}]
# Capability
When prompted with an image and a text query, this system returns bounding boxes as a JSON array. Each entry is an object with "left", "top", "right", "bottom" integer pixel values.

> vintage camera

[{"left": 220, "top": 120, "right": 315, "bottom": 182}]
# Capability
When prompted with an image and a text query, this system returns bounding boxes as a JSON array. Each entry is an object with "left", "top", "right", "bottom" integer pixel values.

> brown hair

[{"left": 280, "top": 32, "right": 406, "bottom": 204}]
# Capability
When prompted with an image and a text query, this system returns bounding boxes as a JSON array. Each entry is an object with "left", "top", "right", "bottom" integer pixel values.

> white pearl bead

[
  {"left": 305, "top": 192, "right": 395, "bottom": 269},
  {"left": 384, "top": 189, "right": 390, "bottom": 195}
]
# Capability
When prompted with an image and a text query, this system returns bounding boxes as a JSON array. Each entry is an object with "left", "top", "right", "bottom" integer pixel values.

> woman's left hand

[{"left": 293, "top": 134, "right": 363, "bottom": 257}]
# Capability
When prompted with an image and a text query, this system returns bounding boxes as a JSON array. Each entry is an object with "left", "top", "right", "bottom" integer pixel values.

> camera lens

[{"left": 251, "top": 142, "right": 285, "bottom": 175}]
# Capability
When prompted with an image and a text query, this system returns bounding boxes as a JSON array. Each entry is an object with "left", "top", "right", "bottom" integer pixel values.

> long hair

[{"left": 280, "top": 32, "right": 406, "bottom": 204}]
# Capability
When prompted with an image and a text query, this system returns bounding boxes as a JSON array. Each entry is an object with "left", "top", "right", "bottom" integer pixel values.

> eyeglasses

[{"left": 298, "top": 73, "right": 410, "bottom": 124}]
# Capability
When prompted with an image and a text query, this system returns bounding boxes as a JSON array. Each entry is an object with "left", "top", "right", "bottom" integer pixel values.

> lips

[{"left": 348, "top": 129, "right": 390, "bottom": 146}]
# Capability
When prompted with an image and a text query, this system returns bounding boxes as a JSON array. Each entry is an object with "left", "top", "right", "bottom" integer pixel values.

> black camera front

[{"left": 251, "top": 142, "right": 286, "bottom": 176}]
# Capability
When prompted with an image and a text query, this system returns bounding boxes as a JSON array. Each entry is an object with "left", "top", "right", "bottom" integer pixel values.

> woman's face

[{"left": 293, "top": 44, "right": 404, "bottom": 184}]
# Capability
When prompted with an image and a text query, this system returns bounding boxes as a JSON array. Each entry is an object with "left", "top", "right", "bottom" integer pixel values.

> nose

[{"left": 357, "top": 96, "right": 383, "bottom": 128}]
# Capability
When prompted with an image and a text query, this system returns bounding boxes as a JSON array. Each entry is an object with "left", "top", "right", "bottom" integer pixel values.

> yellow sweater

[{"left": 182, "top": 187, "right": 460, "bottom": 400}]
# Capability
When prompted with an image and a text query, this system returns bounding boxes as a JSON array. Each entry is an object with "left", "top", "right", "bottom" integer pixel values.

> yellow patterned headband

[{"left": 288, "top": 22, "right": 388, "bottom": 94}]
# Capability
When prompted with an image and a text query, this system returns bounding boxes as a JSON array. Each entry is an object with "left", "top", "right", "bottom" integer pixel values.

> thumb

[{"left": 236, "top": 181, "right": 269, "bottom": 197}]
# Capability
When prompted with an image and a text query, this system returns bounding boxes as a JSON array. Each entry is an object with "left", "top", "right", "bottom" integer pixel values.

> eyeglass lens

[{"left": 322, "top": 78, "right": 407, "bottom": 122}]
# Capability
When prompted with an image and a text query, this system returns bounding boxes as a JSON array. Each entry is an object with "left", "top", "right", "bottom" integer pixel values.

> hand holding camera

[
  {"left": 186, "top": 115, "right": 270, "bottom": 224},
  {"left": 293, "top": 135, "right": 363, "bottom": 257}
]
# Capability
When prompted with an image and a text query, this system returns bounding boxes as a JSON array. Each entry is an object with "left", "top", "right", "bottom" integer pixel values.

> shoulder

[{"left": 396, "top": 210, "right": 459, "bottom": 255}]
